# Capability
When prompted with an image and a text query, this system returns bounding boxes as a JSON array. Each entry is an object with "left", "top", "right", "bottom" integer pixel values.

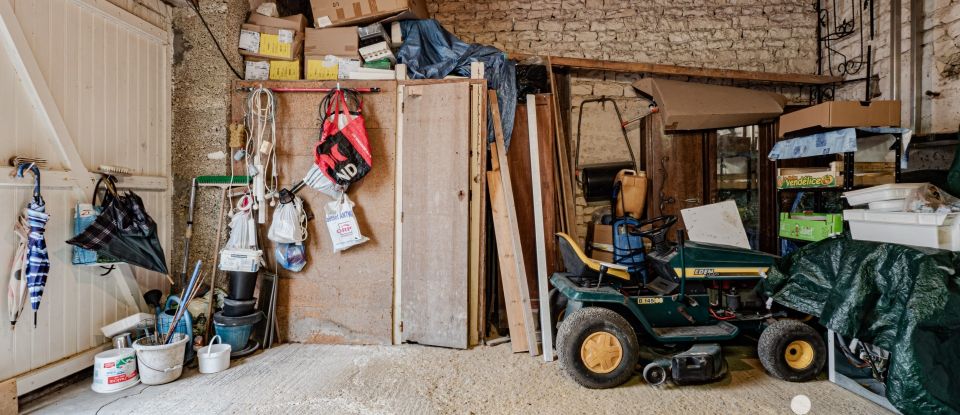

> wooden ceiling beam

[{"left": 510, "top": 53, "right": 841, "bottom": 85}]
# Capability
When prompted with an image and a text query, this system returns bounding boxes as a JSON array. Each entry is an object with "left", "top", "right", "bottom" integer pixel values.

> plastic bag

[
  {"left": 268, "top": 195, "right": 307, "bottom": 244},
  {"left": 904, "top": 183, "right": 960, "bottom": 213},
  {"left": 225, "top": 196, "right": 257, "bottom": 249},
  {"left": 276, "top": 243, "right": 306, "bottom": 272},
  {"left": 324, "top": 193, "right": 368, "bottom": 252},
  {"left": 302, "top": 164, "right": 343, "bottom": 199},
  {"left": 315, "top": 88, "right": 372, "bottom": 186}
]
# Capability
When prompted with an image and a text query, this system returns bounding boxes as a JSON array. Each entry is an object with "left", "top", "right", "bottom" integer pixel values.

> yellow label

[
  {"left": 259, "top": 33, "right": 292, "bottom": 58},
  {"left": 305, "top": 59, "right": 339, "bottom": 80},
  {"left": 270, "top": 60, "right": 300, "bottom": 80},
  {"left": 637, "top": 297, "right": 664, "bottom": 305}
]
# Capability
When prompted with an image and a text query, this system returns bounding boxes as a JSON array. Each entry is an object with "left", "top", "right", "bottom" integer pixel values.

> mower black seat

[{"left": 556, "top": 233, "right": 631, "bottom": 281}]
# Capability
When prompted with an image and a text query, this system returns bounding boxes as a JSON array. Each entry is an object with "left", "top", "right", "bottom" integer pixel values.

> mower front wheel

[
  {"left": 757, "top": 319, "right": 826, "bottom": 382},
  {"left": 557, "top": 307, "right": 639, "bottom": 389}
]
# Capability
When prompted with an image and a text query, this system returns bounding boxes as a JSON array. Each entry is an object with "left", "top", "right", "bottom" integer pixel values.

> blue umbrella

[{"left": 16, "top": 164, "right": 48, "bottom": 327}]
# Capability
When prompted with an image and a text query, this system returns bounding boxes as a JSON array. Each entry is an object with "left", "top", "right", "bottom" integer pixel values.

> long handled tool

[{"left": 180, "top": 176, "right": 250, "bottom": 287}]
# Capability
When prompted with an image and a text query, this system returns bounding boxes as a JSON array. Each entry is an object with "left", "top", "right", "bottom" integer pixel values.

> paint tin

[{"left": 92, "top": 348, "right": 140, "bottom": 393}]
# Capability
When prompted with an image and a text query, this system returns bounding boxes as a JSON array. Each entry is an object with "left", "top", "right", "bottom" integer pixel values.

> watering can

[{"left": 157, "top": 295, "right": 194, "bottom": 361}]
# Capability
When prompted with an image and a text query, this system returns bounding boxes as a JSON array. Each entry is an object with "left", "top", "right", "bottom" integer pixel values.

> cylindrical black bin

[
  {"left": 227, "top": 271, "right": 258, "bottom": 300},
  {"left": 222, "top": 297, "right": 257, "bottom": 317}
]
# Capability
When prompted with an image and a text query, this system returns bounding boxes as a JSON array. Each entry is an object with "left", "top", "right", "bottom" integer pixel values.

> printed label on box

[
  {"left": 306, "top": 58, "right": 339, "bottom": 80},
  {"left": 244, "top": 61, "right": 270, "bottom": 80},
  {"left": 259, "top": 33, "right": 292, "bottom": 58},
  {"left": 278, "top": 29, "right": 294, "bottom": 44},
  {"left": 315, "top": 16, "right": 332, "bottom": 27},
  {"left": 270, "top": 60, "right": 300, "bottom": 81},
  {"left": 239, "top": 29, "right": 260, "bottom": 52},
  {"left": 338, "top": 58, "right": 362, "bottom": 79}
]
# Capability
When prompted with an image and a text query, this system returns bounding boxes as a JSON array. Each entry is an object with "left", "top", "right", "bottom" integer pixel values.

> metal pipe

[
  {"left": 890, "top": 0, "right": 901, "bottom": 101},
  {"left": 910, "top": 0, "right": 924, "bottom": 132}
]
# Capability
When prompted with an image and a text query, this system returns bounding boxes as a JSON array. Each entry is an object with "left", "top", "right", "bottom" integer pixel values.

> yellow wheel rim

[
  {"left": 784, "top": 340, "right": 815, "bottom": 370},
  {"left": 580, "top": 331, "right": 623, "bottom": 374}
]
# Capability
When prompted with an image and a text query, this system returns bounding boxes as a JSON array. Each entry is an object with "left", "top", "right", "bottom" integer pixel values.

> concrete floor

[{"left": 21, "top": 343, "right": 884, "bottom": 415}]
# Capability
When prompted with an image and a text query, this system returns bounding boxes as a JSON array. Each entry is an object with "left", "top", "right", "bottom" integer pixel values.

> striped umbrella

[{"left": 16, "top": 164, "right": 48, "bottom": 327}]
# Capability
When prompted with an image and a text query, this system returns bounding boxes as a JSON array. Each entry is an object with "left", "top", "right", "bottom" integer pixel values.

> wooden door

[
  {"left": 399, "top": 82, "right": 471, "bottom": 349},
  {"left": 642, "top": 113, "right": 706, "bottom": 238}
]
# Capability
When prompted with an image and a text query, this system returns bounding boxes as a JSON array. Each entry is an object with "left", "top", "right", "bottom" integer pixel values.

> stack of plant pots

[{"left": 213, "top": 271, "right": 263, "bottom": 354}]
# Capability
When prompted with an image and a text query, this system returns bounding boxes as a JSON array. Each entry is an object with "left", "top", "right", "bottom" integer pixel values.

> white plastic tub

[
  {"left": 867, "top": 199, "right": 905, "bottom": 212},
  {"left": 101, "top": 313, "right": 154, "bottom": 338},
  {"left": 198, "top": 335, "right": 231, "bottom": 374},
  {"left": 843, "top": 209, "right": 960, "bottom": 250},
  {"left": 842, "top": 183, "right": 924, "bottom": 206}
]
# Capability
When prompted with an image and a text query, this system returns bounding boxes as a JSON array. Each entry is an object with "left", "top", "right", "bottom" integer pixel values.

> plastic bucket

[
  {"left": 132, "top": 333, "right": 189, "bottom": 385},
  {"left": 198, "top": 335, "right": 232, "bottom": 374},
  {"left": 92, "top": 348, "right": 139, "bottom": 393},
  {"left": 222, "top": 298, "right": 257, "bottom": 317},
  {"left": 227, "top": 271, "right": 258, "bottom": 300},
  {"left": 214, "top": 311, "right": 263, "bottom": 351}
]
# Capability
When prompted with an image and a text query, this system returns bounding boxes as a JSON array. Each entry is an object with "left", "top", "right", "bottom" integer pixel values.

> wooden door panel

[{"left": 643, "top": 113, "right": 705, "bottom": 238}]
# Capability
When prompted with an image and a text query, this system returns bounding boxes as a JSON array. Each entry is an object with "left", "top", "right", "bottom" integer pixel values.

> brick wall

[{"left": 428, "top": 0, "right": 820, "bottom": 238}]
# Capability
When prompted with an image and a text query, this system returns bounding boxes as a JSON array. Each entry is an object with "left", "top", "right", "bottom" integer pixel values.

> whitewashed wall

[{"left": 0, "top": 0, "right": 172, "bottom": 386}]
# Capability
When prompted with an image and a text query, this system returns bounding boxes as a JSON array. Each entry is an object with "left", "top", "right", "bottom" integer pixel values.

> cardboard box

[
  {"left": 778, "top": 100, "right": 901, "bottom": 137},
  {"left": 244, "top": 59, "right": 301, "bottom": 81},
  {"left": 776, "top": 162, "right": 895, "bottom": 189},
  {"left": 779, "top": 212, "right": 843, "bottom": 242},
  {"left": 305, "top": 56, "right": 340, "bottom": 80},
  {"left": 310, "top": 0, "right": 427, "bottom": 28},
  {"left": 238, "top": 14, "right": 307, "bottom": 61},
  {"left": 305, "top": 27, "right": 360, "bottom": 58},
  {"left": 588, "top": 224, "right": 614, "bottom": 263}
]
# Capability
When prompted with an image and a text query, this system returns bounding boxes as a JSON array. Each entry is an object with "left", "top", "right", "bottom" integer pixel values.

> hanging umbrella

[
  {"left": 7, "top": 215, "right": 28, "bottom": 325},
  {"left": 16, "top": 164, "right": 48, "bottom": 327}
]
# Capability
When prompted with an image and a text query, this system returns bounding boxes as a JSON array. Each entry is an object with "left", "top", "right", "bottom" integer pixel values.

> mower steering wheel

[{"left": 629, "top": 215, "right": 677, "bottom": 253}]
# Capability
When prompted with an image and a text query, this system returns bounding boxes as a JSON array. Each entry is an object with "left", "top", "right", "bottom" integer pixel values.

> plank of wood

[
  {"left": 467, "top": 62, "right": 487, "bottom": 346},
  {"left": 546, "top": 59, "right": 578, "bottom": 244},
  {"left": 1, "top": 378, "right": 16, "bottom": 415},
  {"left": 506, "top": 101, "right": 540, "bottom": 303},
  {"left": 489, "top": 90, "right": 540, "bottom": 355},
  {"left": 528, "top": 96, "right": 555, "bottom": 362},
  {"left": 399, "top": 81, "right": 471, "bottom": 349},
  {"left": 512, "top": 53, "right": 842, "bottom": 85},
  {"left": 487, "top": 169, "right": 529, "bottom": 353},
  {"left": 533, "top": 95, "right": 561, "bottom": 277}
]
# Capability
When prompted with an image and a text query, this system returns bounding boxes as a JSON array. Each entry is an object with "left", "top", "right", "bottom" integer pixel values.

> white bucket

[
  {"left": 198, "top": 335, "right": 232, "bottom": 374},
  {"left": 132, "top": 333, "right": 189, "bottom": 385},
  {"left": 92, "top": 348, "right": 140, "bottom": 393}
]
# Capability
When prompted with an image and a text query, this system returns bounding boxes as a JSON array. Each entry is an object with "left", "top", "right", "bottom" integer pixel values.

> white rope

[{"left": 244, "top": 85, "right": 279, "bottom": 223}]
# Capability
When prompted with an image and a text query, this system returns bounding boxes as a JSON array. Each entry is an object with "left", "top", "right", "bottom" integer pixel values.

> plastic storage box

[
  {"left": 101, "top": 313, "right": 154, "bottom": 338},
  {"left": 843, "top": 209, "right": 960, "bottom": 250},
  {"left": 842, "top": 183, "right": 924, "bottom": 206},
  {"left": 779, "top": 212, "right": 844, "bottom": 241}
]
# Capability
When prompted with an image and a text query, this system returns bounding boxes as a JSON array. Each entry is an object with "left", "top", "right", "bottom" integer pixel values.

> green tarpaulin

[{"left": 766, "top": 238, "right": 960, "bottom": 415}]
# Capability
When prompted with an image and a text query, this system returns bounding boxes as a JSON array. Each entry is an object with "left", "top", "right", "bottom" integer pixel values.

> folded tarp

[
  {"left": 632, "top": 78, "right": 787, "bottom": 130},
  {"left": 766, "top": 237, "right": 960, "bottom": 415}
]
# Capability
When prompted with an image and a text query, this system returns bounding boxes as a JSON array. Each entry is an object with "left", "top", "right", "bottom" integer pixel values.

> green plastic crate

[{"left": 779, "top": 212, "right": 843, "bottom": 242}]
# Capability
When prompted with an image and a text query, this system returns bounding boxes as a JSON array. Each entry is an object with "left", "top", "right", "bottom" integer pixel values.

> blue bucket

[
  {"left": 213, "top": 311, "right": 263, "bottom": 352},
  {"left": 214, "top": 323, "right": 255, "bottom": 350}
]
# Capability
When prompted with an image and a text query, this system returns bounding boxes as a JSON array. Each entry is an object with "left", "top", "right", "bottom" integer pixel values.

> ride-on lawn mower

[{"left": 552, "top": 215, "right": 827, "bottom": 389}]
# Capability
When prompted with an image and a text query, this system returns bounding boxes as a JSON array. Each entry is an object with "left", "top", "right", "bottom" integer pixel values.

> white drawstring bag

[
  {"left": 324, "top": 193, "right": 368, "bottom": 252},
  {"left": 221, "top": 195, "right": 262, "bottom": 272},
  {"left": 268, "top": 195, "right": 307, "bottom": 244}
]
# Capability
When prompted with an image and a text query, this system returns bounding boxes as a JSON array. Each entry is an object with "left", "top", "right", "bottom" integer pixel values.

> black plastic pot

[
  {"left": 222, "top": 297, "right": 257, "bottom": 317},
  {"left": 227, "top": 271, "right": 258, "bottom": 300},
  {"left": 213, "top": 310, "right": 263, "bottom": 327}
]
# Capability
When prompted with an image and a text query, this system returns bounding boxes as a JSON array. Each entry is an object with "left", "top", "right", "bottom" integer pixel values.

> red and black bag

[{"left": 314, "top": 88, "right": 372, "bottom": 187}]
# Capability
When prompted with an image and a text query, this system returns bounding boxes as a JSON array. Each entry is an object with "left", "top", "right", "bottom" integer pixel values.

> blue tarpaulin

[{"left": 397, "top": 19, "right": 517, "bottom": 149}]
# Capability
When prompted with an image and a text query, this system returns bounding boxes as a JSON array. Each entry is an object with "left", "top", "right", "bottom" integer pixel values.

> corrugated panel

[{"left": 0, "top": 0, "right": 171, "bottom": 381}]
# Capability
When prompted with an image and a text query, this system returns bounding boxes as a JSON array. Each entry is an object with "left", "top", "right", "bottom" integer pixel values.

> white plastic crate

[
  {"left": 842, "top": 183, "right": 924, "bottom": 206},
  {"left": 843, "top": 209, "right": 960, "bottom": 250}
]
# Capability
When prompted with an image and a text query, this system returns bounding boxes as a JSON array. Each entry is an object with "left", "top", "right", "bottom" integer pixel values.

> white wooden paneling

[{"left": 0, "top": 0, "right": 171, "bottom": 385}]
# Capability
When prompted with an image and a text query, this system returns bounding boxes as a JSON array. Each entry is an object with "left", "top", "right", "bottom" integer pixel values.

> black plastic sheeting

[
  {"left": 516, "top": 64, "right": 550, "bottom": 103},
  {"left": 766, "top": 238, "right": 960, "bottom": 415},
  {"left": 397, "top": 19, "right": 516, "bottom": 149}
]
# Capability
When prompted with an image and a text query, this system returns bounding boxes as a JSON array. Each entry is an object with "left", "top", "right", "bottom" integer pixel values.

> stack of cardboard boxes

[{"left": 240, "top": 0, "right": 426, "bottom": 81}]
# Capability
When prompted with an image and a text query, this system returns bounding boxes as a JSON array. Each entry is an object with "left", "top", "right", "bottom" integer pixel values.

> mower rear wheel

[
  {"left": 757, "top": 319, "right": 826, "bottom": 382},
  {"left": 557, "top": 307, "right": 639, "bottom": 389}
]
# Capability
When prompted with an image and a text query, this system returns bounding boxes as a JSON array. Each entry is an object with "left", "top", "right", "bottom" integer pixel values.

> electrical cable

[{"left": 190, "top": 0, "right": 243, "bottom": 79}]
